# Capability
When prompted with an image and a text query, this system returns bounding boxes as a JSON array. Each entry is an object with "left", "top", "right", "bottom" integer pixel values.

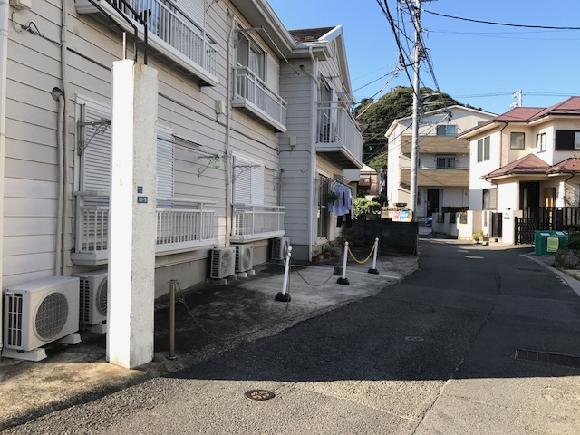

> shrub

[
  {"left": 568, "top": 233, "right": 580, "bottom": 250},
  {"left": 353, "top": 197, "right": 381, "bottom": 219}
]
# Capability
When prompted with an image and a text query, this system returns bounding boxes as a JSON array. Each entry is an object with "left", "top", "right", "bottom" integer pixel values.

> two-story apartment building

[
  {"left": 278, "top": 26, "right": 363, "bottom": 261},
  {"left": 460, "top": 97, "right": 580, "bottom": 245},
  {"left": 385, "top": 105, "right": 496, "bottom": 218},
  {"left": 0, "top": 1, "right": 362, "bottom": 357}
]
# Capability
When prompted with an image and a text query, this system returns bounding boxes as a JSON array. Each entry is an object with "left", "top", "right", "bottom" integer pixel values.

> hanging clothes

[{"left": 328, "top": 182, "right": 353, "bottom": 217}]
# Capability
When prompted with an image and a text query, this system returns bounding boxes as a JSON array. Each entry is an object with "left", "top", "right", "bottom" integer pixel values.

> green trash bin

[{"left": 534, "top": 230, "right": 568, "bottom": 256}]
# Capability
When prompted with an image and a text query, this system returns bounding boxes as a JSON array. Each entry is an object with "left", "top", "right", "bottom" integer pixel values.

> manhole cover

[
  {"left": 245, "top": 390, "right": 276, "bottom": 401},
  {"left": 404, "top": 336, "right": 424, "bottom": 342},
  {"left": 515, "top": 349, "right": 580, "bottom": 369}
]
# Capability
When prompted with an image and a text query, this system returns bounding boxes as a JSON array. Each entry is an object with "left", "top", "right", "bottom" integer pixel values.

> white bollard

[
  {"left": 275, "top": 246, "right": 292, "bottom": 302},
  {"left": 337, "top": 241, "right": 350, "bottom": 285},
  {"left": 369, "top": 237, "right": 380, "bottom": 275}
]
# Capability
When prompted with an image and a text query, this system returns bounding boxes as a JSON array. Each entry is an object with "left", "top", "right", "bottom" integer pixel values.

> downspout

[
  {"left": 498, "top": 121, "right": 508, "bottom": 167},
  {"left": 225, "top": 12, "right": 235, "bottom": 247},
  {"left": 307, "top": 46, "right": 317, "bottom": 261},
  {"left": 60, "top": 0, "right": 70, "bottom": 275},
  {"left": 53, "top": 88, "right": 64, "bottom": 275},
  {"left": 0, "top": 0, "right": 9, "bottom": 355}
]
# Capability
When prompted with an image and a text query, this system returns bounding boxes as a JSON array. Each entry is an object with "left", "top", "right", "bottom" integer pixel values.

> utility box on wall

[{"left": 535, "top": 230, "right": 568, "bottom": 256}]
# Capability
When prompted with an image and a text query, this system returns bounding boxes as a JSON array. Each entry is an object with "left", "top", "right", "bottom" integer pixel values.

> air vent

[
  {"left": 6, "top": 293, "right": 23, "bottom": 347},
  {"left": 34, "top": 292, "right": 69, "bottom": 341},
  {"left": 96, "top": 277, "right": 108, "bottom": 316}
]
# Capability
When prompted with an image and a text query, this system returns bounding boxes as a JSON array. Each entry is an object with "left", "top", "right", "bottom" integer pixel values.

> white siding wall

[
  {"left": 278, "top": 59, "right": 315, "bottom": 255},
  {"left": 468, "top": 131, "right": 501, "bottom": 210},
  {"left": 3, "top": 0, "right": 282, "bottom": 294}
]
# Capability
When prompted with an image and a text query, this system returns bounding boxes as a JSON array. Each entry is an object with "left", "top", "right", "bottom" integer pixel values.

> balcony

[
  {"left": 316, "top": 102, "right": 364, "bottom": 169},
  {"left": 231, "top": 205, "right": 285, "bottom": 243},
  {"left": 72, "top": 195, "right": 217, "bottom": 265},
  {"left": 400, "top": 135, "right": 469, "bottom": 155},
  {"left": 75, "top": 0, "right": 218, "bottom": 85},
  {"left": 400, "top": 168, "right": 469, "bottom": 188},
  {"left": 232, "top": 66, "right": 287, "bottom": 132}
]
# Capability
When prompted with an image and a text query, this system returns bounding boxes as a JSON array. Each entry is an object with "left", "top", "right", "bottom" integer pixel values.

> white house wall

[
  {"left": 468, "top": 131, "right": 501, "bottom": 210},
  {"left": 3, "top": 0, "right": 282, "bottom": 293}
]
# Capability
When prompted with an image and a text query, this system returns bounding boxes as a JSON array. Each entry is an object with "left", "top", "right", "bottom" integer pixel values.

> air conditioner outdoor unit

[
  {"left": 74, "top": 0, "right": 101, "bottom": 14},
  {"left": 271, "top": 237, "right": 290, "bottom": 261},
  {"left": 3, "top": 276, "right": 80, "bottom": 354},
  {"left": 76, "top": 270, "right": 108, "bottom": 327},
  {"left": 209, "top": 247, "right": 236, "bottom": 279},
  {"left": 235, "top": 245, "right": 254, "bottom": 273}
]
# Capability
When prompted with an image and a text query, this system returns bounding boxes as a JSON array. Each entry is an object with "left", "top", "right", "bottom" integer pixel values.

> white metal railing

[
  {"left": 114, "top": 0, "right": 217, "bottom": 77},
  {"left": 316, "top": 102, "right": 363, "bottom": 162},
  {"left": 73, "top": 195, "right": 216, "bottom": 262},
  {"left": 233, "top": 66, "right": 287, "bottom": 129},
  {"left": 231, "top": 205, "right": 285, "bottom": 241}
]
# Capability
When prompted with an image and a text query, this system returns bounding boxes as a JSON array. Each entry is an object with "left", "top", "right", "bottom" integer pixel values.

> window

[
  {"left": 157, "top": 127, "right": 175, "bottom": 200},
  {"left": 436, "top": 155, "right": 456, "bottom": 169},
  {"left": 477, "top": 136, "right": 490, "bottom": 162},
  {"left": 233, "top": 155, "right": 265, "bottom": 206},
  {"left": 510, "top": 132, "right": 525, "bottom": 150},
  {"left": 237, "top": 31, "right": 265, "bottom": 81},
  {"left": 482, "top": 188, "right": 497, "bottom": 210},
  {"left": 536, "top": 132, "right": 546, "bottom": 152},
  {"left": 436, "top": 124, "right": 458, "bottom": 136},
  {"left": 555, "top": 130, "right": 580, "bottom": 150}
]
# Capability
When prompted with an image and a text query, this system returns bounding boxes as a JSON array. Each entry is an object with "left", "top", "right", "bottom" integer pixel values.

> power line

[{"left": 424, "top": 9, "right": 580, "bottom": 31}]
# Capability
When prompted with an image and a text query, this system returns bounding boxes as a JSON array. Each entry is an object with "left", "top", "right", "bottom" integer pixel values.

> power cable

[{"left": 424, "top": 9, "right": 580, "bottom": 31}]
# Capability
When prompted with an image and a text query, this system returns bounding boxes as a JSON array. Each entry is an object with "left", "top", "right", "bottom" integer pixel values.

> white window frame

[
  {"left": 157, "top": 125, "right": 175, "bottom": 201},
  {"left": 236, "top": 28, "right": 266, "bottom": 82},
  {"left": 477, "top": 136, "right": 491, "bottom": 162},
  {"left": 536, "top": 132, "right": 546, "bottom": 153},
  {"left": 509, "top": 131, "right": 525, "bottom": 150},
  {"left": 232, "top": 153, "right": 265, "bottom": 206},
  {"left": 436, "top": 155, "right": 456, "bottom": 169},
  {"left": 575, "top": 131, "right": 580, "bottom": 150},
  {"left": 436, "top": 124, "right": 457, "bottom": 137}
]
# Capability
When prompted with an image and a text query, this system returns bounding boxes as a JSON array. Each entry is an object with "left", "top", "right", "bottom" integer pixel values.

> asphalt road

[{"left": 8, "top": 239, "right": 580, "bottom": 434}]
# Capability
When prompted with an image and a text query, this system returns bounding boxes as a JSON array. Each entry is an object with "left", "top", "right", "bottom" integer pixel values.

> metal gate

[
  {"left": 515, "top": 217, "right": 536, "bottom": 245},
  {"left": 490, "top": 212, "right": 502, "bottom": 238}
]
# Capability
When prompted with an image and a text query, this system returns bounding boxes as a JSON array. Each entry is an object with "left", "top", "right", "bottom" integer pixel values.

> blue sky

[{"left": 268, "top": 0, "right": 580, "bottom": 115}]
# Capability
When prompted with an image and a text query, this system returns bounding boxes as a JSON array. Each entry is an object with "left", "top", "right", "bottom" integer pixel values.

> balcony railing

[
  {"left": 316, "top": 102, "right": 363, "bottom": 168},
  {"left": 231, "top": 205, "right": 285, "bottom": 242},
  {"left": 77, "top": 0, "right": 217, "bottom": 83},
  {"left": 72, "top": 195, "right": 217, "bottom": 265},
  {"left": 232, "top": 66, "right": 287, "bottom": 132}
]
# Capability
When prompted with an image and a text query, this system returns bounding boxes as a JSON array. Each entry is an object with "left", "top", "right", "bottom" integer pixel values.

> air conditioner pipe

[
  {"left": 52, "top": 87, "right": 64, "bottom": 275},
  {"left": 0, "top": 0, "right": 10, "bottom": 357},
  {"left": 167, "top": 279, "right": 177, "bottom": 360}
]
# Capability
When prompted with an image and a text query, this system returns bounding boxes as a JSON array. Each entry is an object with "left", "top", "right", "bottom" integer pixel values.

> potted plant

[{"left": 472, "top": 230, "right": 484, "bottom": 244}]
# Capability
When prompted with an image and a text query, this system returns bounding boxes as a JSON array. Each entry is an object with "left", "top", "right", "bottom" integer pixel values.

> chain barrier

[{"left": 347, "top": 244, "right": 375, "bottom": 265}]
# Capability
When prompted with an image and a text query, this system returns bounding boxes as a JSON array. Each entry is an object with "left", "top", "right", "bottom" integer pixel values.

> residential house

[
  {"left": 278, "top": 26, "right": 363, "bottom": 261},
  {"left": 459, "top": 97, "right": 580, "bottom": 245},
  {"left": 385, "top": 105, "right": 496, "bottom": 218},
  {"left": 344, "top": 165, "right": 383, "bottom": 198}
]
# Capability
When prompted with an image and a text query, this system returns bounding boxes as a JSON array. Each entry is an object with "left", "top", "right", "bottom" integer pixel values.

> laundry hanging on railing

[{"left": 328, "top": 182, "right": 353, "bottom": 228}]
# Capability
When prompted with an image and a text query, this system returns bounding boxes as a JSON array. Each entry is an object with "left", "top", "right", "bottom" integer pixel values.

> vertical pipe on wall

[
  {"left": 55, "top": 91, "right": 64, "bottom": 275},
  {"left": 0, "top": 0, "right": 10, "bottom": 355},
  {"left": 224, "top": 11, "right": 235, "bottom": 247},
  {"left": 60, "top": 0, "right": 70, "bottom": 275},
  {"left": 307, "top": 46, "right": 317, "bottom": 261}
]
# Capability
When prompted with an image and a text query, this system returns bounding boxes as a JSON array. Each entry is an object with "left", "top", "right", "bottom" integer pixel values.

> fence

[{"left": 231, "top": 205, "right": 285, "bottom": 242}]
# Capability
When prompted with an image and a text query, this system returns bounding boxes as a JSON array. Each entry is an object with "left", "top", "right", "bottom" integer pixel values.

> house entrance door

[{"left": 427, "top": 189, "right": 440, "bottom": 216}]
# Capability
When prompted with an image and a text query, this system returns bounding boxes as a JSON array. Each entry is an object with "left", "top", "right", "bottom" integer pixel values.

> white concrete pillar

[{"left": 107, "top": 60, "right": 158, "bottom": 369}]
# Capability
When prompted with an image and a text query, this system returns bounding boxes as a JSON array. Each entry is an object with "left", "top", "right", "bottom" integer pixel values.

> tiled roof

[
  {"left": 486, "top": 155, "right": 580, "bottom": 179},
  {"left": 531, "top": 96, "right": 580, "bottom": 120},
  {"left": 495, "top": 107, "right": 544, "bottom": 122},
  {"left": 485, "top": 154, "right": 549, "bottom": 179},
  {"left": 549, "top": 158, "right": 580, "bottom": 173},
  {"left": 289, "top": 26, "right": 335, "bottom": 43}
]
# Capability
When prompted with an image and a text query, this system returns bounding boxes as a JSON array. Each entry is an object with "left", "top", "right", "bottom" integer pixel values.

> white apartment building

[
  {"left": 460, "top": 97, "right": 580, "bottom": 244},
  {"left": 0, "top": 0, "right": 362, "bottom": 357},
  {"left": 385, "top": 105, "right": 496, "bottom": 218}
]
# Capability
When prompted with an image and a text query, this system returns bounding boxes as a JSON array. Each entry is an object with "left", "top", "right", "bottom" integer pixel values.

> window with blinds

[
  {"left": 233, "top": 155, "right": 265, "bottom": 206},
  {"left": 79, "top": 99, "right": 174, "bottom": 200}
]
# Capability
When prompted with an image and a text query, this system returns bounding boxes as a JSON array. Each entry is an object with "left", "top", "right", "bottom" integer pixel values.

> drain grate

[
  {"left": 515, "top": 349, "right": 580, "bottom": 369},
  {"left": 245, "top": 390, "right": 276, "bottom": 401}
]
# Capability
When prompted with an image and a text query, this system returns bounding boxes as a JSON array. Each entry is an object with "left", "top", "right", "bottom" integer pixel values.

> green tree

[{"left": 356, "top": 87, "right": 465, "bottom": 170}]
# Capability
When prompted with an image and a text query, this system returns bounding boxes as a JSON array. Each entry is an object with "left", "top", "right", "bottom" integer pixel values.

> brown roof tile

[
  {"left": 495, "top": 107, "right": 544, "bottom": 122},
  {"left": 485, "top": 154, "right": 549, "bottom": 179},
  {"left": 549, "top": 158, "right": 580, "bottom": 173},
  {"left": 289, "top": 26, "right": 335, "bottom": 43}
]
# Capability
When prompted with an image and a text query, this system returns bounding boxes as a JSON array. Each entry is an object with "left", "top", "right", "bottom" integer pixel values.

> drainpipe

[
  {"left": 307, "top": 46, "right": 317, "bottom": 261},
  {"left": 52, "top": 87, "right": 64, "bottom": 275},
  {"left": 60, "top": 0, "right": 70, "bottom": 275},
  {"left": 225, "top": 12, "right": 235, "bottom": 247},
  {"left": 0, "top": 0, "right": 9, "bottom": 356}
]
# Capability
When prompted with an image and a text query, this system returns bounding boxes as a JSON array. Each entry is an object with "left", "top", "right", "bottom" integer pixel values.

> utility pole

[
  {"left": 511, "top": 89, "right": 523, "bottom": 109},
  {"left": 409, "top": 0, "right": 422, "bottom": 218}
]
